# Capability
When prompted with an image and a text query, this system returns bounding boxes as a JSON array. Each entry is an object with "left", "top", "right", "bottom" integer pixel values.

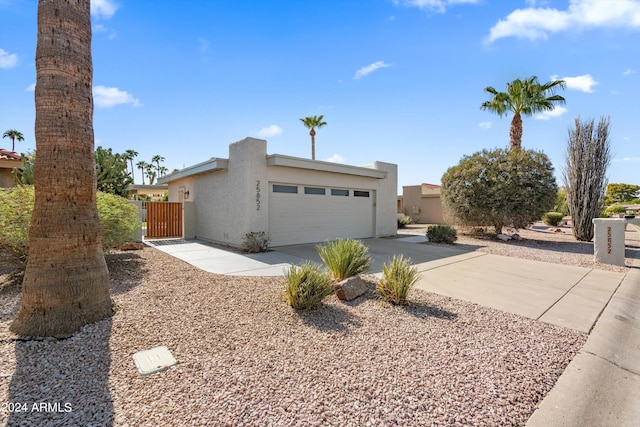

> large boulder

[{"left": 335, "top": 276, "right": 368, "bottom": 301}]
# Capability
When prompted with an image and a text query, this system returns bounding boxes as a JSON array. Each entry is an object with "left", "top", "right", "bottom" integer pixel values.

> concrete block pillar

[{"left": 593, "top": 218, "right": 626, "bottom": 266}]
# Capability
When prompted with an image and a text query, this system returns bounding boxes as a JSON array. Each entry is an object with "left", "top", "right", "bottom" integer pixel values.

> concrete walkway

[{"left": 146, "top": 234, "right": 640, "bottom": 425}]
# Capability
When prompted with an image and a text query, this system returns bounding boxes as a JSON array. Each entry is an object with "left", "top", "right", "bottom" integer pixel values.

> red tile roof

[{"left": 0, "top": 149, "right": 21, "bottom": 161}]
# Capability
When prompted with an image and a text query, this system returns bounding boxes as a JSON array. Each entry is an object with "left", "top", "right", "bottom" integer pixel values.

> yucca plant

[
  {"left": 283, "top": 262, "right": 335, "bottom": 310},
  {"left": 317, "top": 239, "right": 371, "bottom": 281},
  {"left": 377, "top": 255, "right": 420, "bottom": 305}
]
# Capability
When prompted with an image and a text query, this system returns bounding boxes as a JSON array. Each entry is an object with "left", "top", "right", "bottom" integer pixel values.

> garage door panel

[{"left": 269, "top": 186, "right": 374, "bottom": 246}]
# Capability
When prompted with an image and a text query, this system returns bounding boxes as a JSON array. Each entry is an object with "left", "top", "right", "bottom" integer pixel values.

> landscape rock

[
  {"left": 335, "top": 276, "right": 368, "bottom": 301},
  {"left": 497, "top": 234, "right": 512, "bottom": 241}
]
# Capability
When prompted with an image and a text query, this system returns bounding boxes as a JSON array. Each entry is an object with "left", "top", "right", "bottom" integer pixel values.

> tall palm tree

[
  {"left": 481, "top": 76, "right": 566, "bottom": 150},
  {"left": 300, "top": 115, "right": 327, "bottom": 160},
  {"left": 151, "top": 154, "right": 165, "bottom": 177},
  {"left": 123, "top": 149, "right": 138, "bottom": 182},
  {"left": 3, "top": 129, "right": 24, "bottom": 152},
  {"left": 11, "top": 0, "right": 112, "bottom": 337},
  {"left": 145, "top": 163, "right": 157, "bottom": 185},
  {"left": 136, "top": 160, "right": 147, "bottom": 184}
]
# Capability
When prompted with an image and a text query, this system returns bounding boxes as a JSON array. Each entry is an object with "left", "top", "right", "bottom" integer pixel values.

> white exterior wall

[{"left": 162, "top": 137, "right": 397, "bottom": 247}]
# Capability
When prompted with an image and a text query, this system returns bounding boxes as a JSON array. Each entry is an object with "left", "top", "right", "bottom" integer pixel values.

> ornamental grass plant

[
  {"left": 377, "top": 254, "right": 420, "bottom": 305},
  {"left": 316, "top": 238, "right": 371, "bottom": 281},
  {"left": 282, "top": 262, "right": 335, "bottom": 310}
]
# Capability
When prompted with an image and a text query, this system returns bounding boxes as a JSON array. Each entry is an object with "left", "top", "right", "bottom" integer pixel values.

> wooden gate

[{"left": 146, "top": 202, "right": 183, "bottom": 239}]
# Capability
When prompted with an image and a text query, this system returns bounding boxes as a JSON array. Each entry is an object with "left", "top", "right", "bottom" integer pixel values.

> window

[
  {"left": 273, "top": 184, "right": 298, "bottom": 194},
  {"left": 331, "top": 189, "right": 349, "bottom": 196},
  {"left": 354, "top": 190, "right": 370, "bottom": 197},
  {"left": 304, "top": 187, "right": 326, "bottom": 195}
]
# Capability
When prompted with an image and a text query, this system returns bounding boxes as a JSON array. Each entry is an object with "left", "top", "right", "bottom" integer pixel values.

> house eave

[
  {"left": 158, "top": 158, "right": 229, "bottom": 183},
  {"left": 266, "top": 154, "right": 387, "bottom": 179}
]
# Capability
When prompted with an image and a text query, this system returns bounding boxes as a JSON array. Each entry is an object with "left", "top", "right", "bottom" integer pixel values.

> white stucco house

[{"left": 157, "top": 137, "right": 398, "bottom": 247}]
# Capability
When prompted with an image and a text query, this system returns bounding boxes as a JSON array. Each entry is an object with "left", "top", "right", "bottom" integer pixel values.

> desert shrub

[
  {"left": 441, "top": 148, "right": 557, "bottom": 235},
  {"left": 0, "top": 186, "right": 140, "bottom": 258},
  {"left": 242, "top": 231, "right": 270, "bottom": 253},
  {"left": 629, "top": 198, "right": 640, "bottom": 205},
  {"left": 426, "top": 224, "right": 458, "bottom": 244},
  {"left": 397, "top": 215, "right": 412, "bottom": 228},
  {"left": 283, "top": 262, "right": 334, "bottom": 310},
  {"left": 604, "top": 205, "right": 627, "bottom": 216},
  {"left": 563, "top": 117, "right": 612, "bottom": 241},
  {"left": 0, "top": 186, "right": 33, "bottom": 258},
  {"left": 317, "top": 239, "right": 371, "bottom": 281},
  {"left": 377, "top": 255, "right": 419, "bottom": 305},
  {"left": 96, "top": 192, "right": 141, "bottom": 251},
  {"left": 542, "top": 212, "right": 565, "bottom": 226}
]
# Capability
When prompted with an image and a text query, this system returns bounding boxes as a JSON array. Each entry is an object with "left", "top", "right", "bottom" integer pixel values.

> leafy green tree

[
  {"left": 300, "top": 115, "right": 327, "bottom": 160},
  {"left": 481, "top": 76, "right": 566, "bottom": 150},
  {"left": 123, "top": 149, "right": 138, "bottom": 182},
  {"left": 553, "top": 187, "right": 569, "bottom": 216},
  {"left": 563, "top": 116, "right": 612, "bottom": 241},
  {"left": 2, "top": 129, "right": 24, "bottom": 152},
  {"left": 95, "top": 146, "right": 133, "bottom": 197},
  {"left": 441, "top": 148, "right": 557, "bottom": 235},
  {"left": 605, "top": 183, "right": 640, "bottom": 206}
]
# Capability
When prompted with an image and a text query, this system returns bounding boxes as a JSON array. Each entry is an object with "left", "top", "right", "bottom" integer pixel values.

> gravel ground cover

[{"left": 0, "top": 242, "right": 591, "bottom": 427}]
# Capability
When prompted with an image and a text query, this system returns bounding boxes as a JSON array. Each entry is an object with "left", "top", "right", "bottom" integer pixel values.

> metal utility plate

[{"left": 133, "top": 346, "right": 176, "bottom": 375}]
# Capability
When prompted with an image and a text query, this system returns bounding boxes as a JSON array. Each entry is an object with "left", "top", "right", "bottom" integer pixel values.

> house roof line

[
  {"left": 266, "top": 154, "right": 387, "bottom": 179},
  {"left": 158, "top": 158, "right": 229, "bottom": 184}
]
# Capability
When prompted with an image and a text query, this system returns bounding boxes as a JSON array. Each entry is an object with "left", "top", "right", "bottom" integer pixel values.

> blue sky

[{"left": 1, "top": 0, "right": 638, "bottom": 191}]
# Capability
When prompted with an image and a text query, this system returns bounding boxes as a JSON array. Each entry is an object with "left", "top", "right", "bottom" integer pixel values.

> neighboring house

[
  {"left": 400, "top": 183, "right": 444, "bottom": 224},
  {"left": 0, "top": 149, "right": 21, "bottom": 188},
  {"left": 128, "top": 184, "right": 168, "bottom": 200},
  {"left": 158, "top": 137, "right": 397, "bottom": 247}
]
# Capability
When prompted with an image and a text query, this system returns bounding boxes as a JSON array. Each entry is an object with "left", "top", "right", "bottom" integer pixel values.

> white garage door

[{"left": 268, "top": 183, "right": 375, "bottom": 246}]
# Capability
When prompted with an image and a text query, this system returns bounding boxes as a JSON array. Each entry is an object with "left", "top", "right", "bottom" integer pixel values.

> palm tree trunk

[
  {"left": 310, "top": 128, "right": 316, "bottom": 160},
  {"left": 510, "top": 111, "right": 523, "bottom": 150},
  {"left": 11, "top": 136, "right": 15, "bottom": 152},
  {"left": 11, "top": 0, "right": 112, "bottom": 337}
]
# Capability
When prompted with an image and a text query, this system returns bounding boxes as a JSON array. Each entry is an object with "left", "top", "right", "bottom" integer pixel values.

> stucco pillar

[
  {"left": 227, "top": 137, "right": 269, "bottom": 245},
  {"left": 593, "top": 218, "right": 626, "bottom": 266}
]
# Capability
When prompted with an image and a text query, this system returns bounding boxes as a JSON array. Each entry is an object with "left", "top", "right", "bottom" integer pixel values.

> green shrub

[
  {"left": 283, "top": 262, "right": 335, "bottom": 310},
  {"left": 317, "top": 239, "right": 371, "bottom": 281},
  {"left": 96, "top": 192, "right": 141, "bottom": 251},
  {"left": 242, "top": 231, "right": 270, "bottom": 253},
  {"left": 426, "top": 224, "right": 457, "bottom": 244},
  {"left": 604, "top": 205, "right": 627, "bottom": 216},
  {"left": 0, "top": 186, "right": 33, "bottom": 258},
  {"left": 0, "top": 186, "right": 140, "bottom": 258},
  {"left": 377, "top": 255, "right": 419, "bottom": 305},
  {"left": 397, "top": 215, "right": 412, "bottom": 228},
  {"left": 542, "top": 212, "right": 565, "bottom": 226}
]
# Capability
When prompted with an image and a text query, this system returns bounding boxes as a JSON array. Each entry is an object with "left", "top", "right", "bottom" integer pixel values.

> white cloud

[
  {"left": 255, "top": 125, "right": 283, "bottom": 138},
  {"left": 91, "top": 0, "right": 118, "bottom": 20},
  {"left": 354, "top": 61, "right": 391, "bottom": 80},
  {"left": 478, "top": 121, "right": 492, "bottom": 129},
  {"left": 486, "top": 0, "right": 640, "bottom": 44},
  {"left": 93, "top": 23, "right": 117, "bottom": 39},
  {"left": 0, "top": 48, "right": 18, "bottom": 69},
  {"left": 326, "top": 154, "right": 346, "bottom": 163},
  {"left": 623, "top": 68, "right": 637, "bottom": 75},
  {"left": 26, "top": 83, "right": 35, "bottom": 92},
  {"left": 552, "top": 73, "right": 598, "bottom": 92},
  {"left": 393, "top": 0, "right": 479, "bottom": 13},
  {"left": 93, "top": 85, "right": 141, "bottom": 108},
  {"left": 535, "top": 105, "right": 567, "bottom": 120}
]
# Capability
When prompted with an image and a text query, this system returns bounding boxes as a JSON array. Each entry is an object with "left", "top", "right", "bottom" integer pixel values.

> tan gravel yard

[{"left": 1, "top": 224, "right": 637, "bottom": 426}]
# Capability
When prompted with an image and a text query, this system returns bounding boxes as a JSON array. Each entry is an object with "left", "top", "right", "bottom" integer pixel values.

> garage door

[{"left": 268, "top": 183, "right": 375, "bottom": 246}]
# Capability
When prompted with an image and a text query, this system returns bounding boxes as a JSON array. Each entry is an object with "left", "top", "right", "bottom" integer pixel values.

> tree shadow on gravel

[
  {"left": 298, "top": 303, "right": 363, "bottom": 333},
  {"left": 5, "top": 319, "right": 114, "bottom": 426},
  {"left": 105, "top": 250, "right": 148, "bottom": 296},
  {"left": 400, "top": 301, "right": 458, "bottom": 321}
]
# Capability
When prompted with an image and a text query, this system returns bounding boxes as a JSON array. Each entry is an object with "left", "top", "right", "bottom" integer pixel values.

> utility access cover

[{"left": 133, "top": 346, "right": 176, "bottom": 375}]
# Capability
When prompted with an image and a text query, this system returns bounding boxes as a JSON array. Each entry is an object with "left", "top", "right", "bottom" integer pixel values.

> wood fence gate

[{"left": 146, "top": 202, "right": 183, "bottom": 239}]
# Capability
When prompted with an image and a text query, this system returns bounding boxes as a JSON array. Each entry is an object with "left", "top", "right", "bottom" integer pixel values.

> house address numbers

[{"left": 256, "top": 180, "right": 261, "bottom": 210}]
